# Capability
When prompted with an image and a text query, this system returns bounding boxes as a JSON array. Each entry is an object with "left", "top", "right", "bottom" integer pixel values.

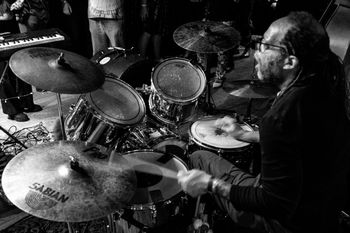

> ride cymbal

[
  {"left": 173, "top": 21, "right": 241, "bottom": 53},
  {"left": 1, "top": 141, "right": 136, "bottom": 222},
  {"left": 9, "top": 47, "right": 105, "bottom": 94}
]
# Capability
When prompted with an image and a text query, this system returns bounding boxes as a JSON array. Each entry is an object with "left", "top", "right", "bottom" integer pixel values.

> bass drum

[{"left": 91, "top": 47, "right": 154, "bottom": 88}]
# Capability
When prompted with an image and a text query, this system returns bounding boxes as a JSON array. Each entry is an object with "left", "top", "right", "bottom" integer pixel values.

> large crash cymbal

[
  {"left": 1, "top": 141, "right": 136, "bottom": 222},
  {"left": 223, "top": 80, "right": 278, "bottom": 99},
  {"left": 173, "top": 20, "right": 241, "bottom": 53},
  {"left": 9, "top": 47, "right": 105, "bottom": 94}
]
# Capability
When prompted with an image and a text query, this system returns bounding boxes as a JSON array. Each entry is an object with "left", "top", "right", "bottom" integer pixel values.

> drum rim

[
  {"left": 151, "top": 57, "right": 206, "bottom": 103},
  {"left": 86, "top": 78, "right": 146, "bottom": 125},
  {"left": 188, "top": 116, "right": 253, "bottom": 149},
  {"left": 150, "top": 135, "right": 187, "bottom": 148},
  {"left": 120, "top": 149, "right": 188, "bottom": 208}
]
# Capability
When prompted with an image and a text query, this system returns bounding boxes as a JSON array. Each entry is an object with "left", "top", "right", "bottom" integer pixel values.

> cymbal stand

[
  {"left": 195, "top": 53, "right": 215, "bottom": 114},
  {"left": 245, "top": 98, "right": 253, "bottom": 124},
  {"left": 0, "top": 61, "right": 27, "bottom": 149},
  {"left": 56, "top": 93, "right": 67, "bottom": 140}
]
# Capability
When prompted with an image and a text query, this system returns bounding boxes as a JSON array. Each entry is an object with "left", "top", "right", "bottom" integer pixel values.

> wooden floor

[{"left": 0, "top": 51, "right": 274, "bottom": 231}]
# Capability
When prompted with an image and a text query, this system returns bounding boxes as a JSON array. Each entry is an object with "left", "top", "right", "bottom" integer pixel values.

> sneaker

[
  {"left": 8, "top": 113, "right": 29, "bottom": 122},
  {"left": 212, "top": 78, "right": 223, "bottom": 88},
  {"left": 23, "top": 104, "right": 42, "bottom": 113}
]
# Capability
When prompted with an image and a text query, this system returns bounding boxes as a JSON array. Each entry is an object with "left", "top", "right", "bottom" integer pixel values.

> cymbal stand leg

[
  {"left": 205, "top": 71, "right": 214, "bottom": 114},
  {"left": 106, "top": 214, "right": 117, "bottom": 233},
  {"left": 56, "top": 93, "right": 67, "bottom": 140}
]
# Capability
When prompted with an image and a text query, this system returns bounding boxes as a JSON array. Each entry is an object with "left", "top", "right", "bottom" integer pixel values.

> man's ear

[{"left": 283, "top": 55, "right": 299, "bottom": 70}]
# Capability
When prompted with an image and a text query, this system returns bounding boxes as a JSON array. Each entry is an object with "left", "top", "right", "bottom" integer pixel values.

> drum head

[
  {"left": 122, "top": 150, "right": 187, "bottom": 207},
  {"left": 190, "top": 117, "right": 252, "bottom": 149},
  {"left": 86, "top": 78, "right": 146, "bottom": 125},
  {"left": 151, "top": 58, "right": 206, "bottom": 103}
]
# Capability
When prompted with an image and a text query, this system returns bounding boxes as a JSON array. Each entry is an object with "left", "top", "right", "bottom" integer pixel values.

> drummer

[{"left": 177, "top": 11, "right": 350, "bottom": 233}]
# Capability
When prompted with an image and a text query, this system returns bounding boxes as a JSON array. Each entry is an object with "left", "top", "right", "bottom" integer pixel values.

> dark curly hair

[
  {"left": 280, "top": 11, "right": 350, "bottom": 119},
  {"left": 280, "top": 11, "right": 331, "bottom": 67}
]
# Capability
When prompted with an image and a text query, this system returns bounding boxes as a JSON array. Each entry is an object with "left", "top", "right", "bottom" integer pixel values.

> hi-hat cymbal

[
  {"left": 1, "top": 141, "right": 136, "bottom": 222},
  {"left": 223, "top": 80, "right": 278, "bottom": 99},
  {"left": 173, "top": 20, "right": 241, "bottom": 53},
  {"left": 9, "top": 47, "right": 105, "bottom": 94}
]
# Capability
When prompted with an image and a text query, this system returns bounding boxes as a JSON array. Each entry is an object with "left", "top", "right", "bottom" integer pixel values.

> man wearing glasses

[{"left": 178, "top": 11, "right": 350, "bottom": 233}]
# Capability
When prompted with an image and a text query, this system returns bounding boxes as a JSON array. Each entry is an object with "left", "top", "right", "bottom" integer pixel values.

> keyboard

[{"left": 0, "top": 28, "right": 67, "bottom": 59}]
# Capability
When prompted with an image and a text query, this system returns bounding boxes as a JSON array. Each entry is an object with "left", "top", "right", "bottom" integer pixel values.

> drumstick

[{"left": 117, "top": 155, "right": 179, "bottom": 179}]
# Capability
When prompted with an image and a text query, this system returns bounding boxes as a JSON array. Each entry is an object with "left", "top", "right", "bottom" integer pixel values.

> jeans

[
  {"left": 89, "top": 18, "right": 125, "bottom": 56},
  {"left": 190, "top": 150, "right": 291, "bottom": 233}
]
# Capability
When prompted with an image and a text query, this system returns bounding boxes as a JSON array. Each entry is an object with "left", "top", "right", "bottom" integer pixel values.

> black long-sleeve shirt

[{"left": 229, "top": 72, "right": 350, "bottom": 232}]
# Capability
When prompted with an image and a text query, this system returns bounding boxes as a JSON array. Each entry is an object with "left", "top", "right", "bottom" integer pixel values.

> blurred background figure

[
  {"left": 138, "top": 0, "right": 170, "bottom": 62},
  {"left": 88, "top": 0, "right": 125, "bottom": 56},
  {"left": 0, "top": 0, "right": 42, "bottom": 122}
]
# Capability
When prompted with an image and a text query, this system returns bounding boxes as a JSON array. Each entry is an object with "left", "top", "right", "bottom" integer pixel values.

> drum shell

[
  {"left": 65, "top": 78, "right": 146, "bottom": 150},
  {"left": 148, "top": 92, "right": 199, "bottom": 125},
  {"left": 91, "top": 47, "right": 153, "bottom": 88},
  {"left": 65, "top": 97, "right": 127, "bottom": 149},
  {"left": 148, "top": 57, "right": 206, "bottom": 125}
]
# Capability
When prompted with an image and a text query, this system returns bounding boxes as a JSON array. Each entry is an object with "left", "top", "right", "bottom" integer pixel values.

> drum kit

[{"left": 1, "top": 20, "right": 277, "bottom": 233}]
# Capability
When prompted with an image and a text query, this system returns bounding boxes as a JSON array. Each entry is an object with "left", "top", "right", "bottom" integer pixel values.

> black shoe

[
  {"left": 23, "top": 104, "right": 42, "bottom": 113},
  {"left": 8, "top": 113, "right": 29, "bottom": 122}
]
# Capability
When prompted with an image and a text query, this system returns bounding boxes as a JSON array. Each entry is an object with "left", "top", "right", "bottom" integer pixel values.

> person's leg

[
  {"left": 152, "top": 34, "right": 162, "bottom": 61},
  {"left": 89, "top": 19, "right": 108, "bottom": 55},
  {"left": 104, "top": 19, "right": 126, "bottom": 49},
  {"left": 190, "top": 151, "right": 287, "bottom": 233},
  {"left": 0, "top": 66, "right": 29, "bottom": 121},
  {"left": 138, "top": 32, "right": 151, "bottom": 58}
]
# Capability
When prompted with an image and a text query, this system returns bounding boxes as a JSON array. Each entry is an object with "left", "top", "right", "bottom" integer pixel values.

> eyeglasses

[{"left": 251, "top": 37, "right": 288, "bottom": 54}]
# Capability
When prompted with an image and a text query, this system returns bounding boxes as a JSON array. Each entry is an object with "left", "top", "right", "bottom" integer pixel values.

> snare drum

[
  {"left": 65, "top": 78, "right": 146, "bottom": 150},
  {"left": 149, "top": 58, "right": 206, "bottom": 125},
  {"left": 114, "top": 150, "right": 188, "bottom": 232},
  {"left": 188, "top": 116, "right": 253, "bottom": 171},
  {"left": 91, "top": 47, "right": 153, "bottom": 88}
]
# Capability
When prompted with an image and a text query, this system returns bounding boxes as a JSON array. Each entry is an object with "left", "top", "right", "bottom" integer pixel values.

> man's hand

[
  {"left": 215, "top": 116, "right": 245, "bottom": 139},
  {"left": 177, "top": 169, "right": 211, "bottom": 197}
]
